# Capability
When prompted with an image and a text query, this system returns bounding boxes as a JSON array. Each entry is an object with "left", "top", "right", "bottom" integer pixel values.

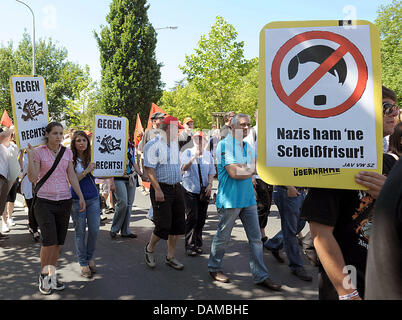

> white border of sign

[{"left": 10, "top": 75, "right": 50, "bottom": 149}]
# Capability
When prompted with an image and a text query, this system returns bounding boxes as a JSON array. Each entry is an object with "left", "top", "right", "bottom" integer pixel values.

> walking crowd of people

[{"left": 0, "top": 85, "right": 401, "bottom": 299}]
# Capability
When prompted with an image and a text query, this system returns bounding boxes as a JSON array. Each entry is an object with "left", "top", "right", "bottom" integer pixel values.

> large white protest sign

[
  {"left": 257, "top": 21, "right": 382, "bottom": 189},
  {"left": 10, "top": 75, "right": 49, "bottom": 149},
  {"left": 92, "top": 114, "right": 128, "bottom": 177}
]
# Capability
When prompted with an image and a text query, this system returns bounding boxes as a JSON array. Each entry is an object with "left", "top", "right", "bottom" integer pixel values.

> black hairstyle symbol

[{"left": 288, "top": 45, "right": 347, "bottom": 106}]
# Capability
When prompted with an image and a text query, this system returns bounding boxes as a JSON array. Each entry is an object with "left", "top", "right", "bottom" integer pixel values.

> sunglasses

[{"left": 383, "top": 102, "right": 400, "bottom": 116}]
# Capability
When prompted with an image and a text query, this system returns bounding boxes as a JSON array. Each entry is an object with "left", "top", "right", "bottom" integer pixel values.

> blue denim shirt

[
  {"left": 216, "top": 134, "right": 256, "bottom": 209},
  {"left": 144, "top": 135, "right": 182, "bottom": 185},
  {"left": 181, "top": 148, "right": 216, "bottom": 194}
]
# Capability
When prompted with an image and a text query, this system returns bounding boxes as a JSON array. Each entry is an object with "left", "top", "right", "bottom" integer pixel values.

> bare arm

[
  {"left": 225, "top": 164, "right": 255, "bottom": 180},
  {"left": 26, "top": 144, "right": 39, "bottom": 183},
  {"left": 67, "top": 161, "right": 86, "bottom": 212},
  {"left": 309, "top": 222, "right": 361, "bottom": 299},
  {"left": 76, "top": 162, "right": 96, "bottom": 182},
  {"left": 181, "top": 154, "right": 198, "bottom": 172},
  {"left": 145, "top": 167, "right": 164, "bottom": 202}
]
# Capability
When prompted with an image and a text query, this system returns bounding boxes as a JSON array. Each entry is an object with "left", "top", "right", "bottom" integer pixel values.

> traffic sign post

[{"left": 257, "top": 20, "right": 382, "bottom": 190}]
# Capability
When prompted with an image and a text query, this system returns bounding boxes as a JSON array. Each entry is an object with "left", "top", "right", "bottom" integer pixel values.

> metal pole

[
  {"left": 155, "top": 26, "right": 178, "bottom": 31},
  {"left": 16, "top": 0, "right": 35, "bottom": 76}
]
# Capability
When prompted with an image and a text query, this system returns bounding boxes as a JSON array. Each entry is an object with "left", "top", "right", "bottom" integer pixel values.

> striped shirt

[{"left": 144, "top": 135, "right": 181, "bottom": 185}]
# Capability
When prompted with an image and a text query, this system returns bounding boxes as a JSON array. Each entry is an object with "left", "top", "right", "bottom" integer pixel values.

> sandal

[{"left": 81, "top": 266, "right": 92, "bottom": 278}]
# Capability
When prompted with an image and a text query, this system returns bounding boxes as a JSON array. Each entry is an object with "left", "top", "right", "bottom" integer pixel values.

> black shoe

[
  {"left": 110, "top": 231, "right": 117, "bottom": 239},
  {"left": 292, "top": 267, "right": 313, "bottom": 282},
  {"left": 257, "top": 278, "right": 282, "bottom": 291},
  {"left": 0, "top": 232, "right": 8, "bottom": 240},
  {"left": 121, "top": 233, "right": 137, "bottom": 238},
  {"left": 194, "top": 247, "right": 203, "bottom": 254},
  {"left": 186, "top": 248, "right": 197, "bottom": 256},
  {"left": 271, "top": 250, "right": 285, "bottom": 263}
]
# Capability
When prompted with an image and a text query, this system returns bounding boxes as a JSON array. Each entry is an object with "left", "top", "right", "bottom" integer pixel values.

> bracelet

[{"left": 339, "top": 290, "right": 359, "bottom": 300}]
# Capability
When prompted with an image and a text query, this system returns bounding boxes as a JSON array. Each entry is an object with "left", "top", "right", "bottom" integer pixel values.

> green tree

[
  {"left": 0, "top": 32, "right": 92, "bottom": 123},
  {"left": 65, "top": 70, "right": 102, "bottom": 129},
  {"left": 94, "top": 0, "right": 163, "bottom": 133},
  {"left": 161, "top": 58, "right": 259, "bottom": 128},
  {"left": 180, "top": 16, "right": 250, "bottom": 116},
  {"left": 375, "top": 0, "right": 401, "bottom": 102}
]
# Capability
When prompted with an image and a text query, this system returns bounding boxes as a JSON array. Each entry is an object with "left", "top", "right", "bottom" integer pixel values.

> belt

[
  {"left": 157, "top": 182, "right": 182, "bottom": 191},
  {"left": 159, "top": 182, "right": 181, "bottom": 187},
  {"left": 36, "top": 197, "right": 72, "bottom": 205},
  {"left": 0, "top": 174, "right": 7, "bottom": 181}
]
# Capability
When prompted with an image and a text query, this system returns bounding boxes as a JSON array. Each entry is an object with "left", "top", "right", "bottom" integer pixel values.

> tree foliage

[
  {"left": 94, "top": 0, "right": 163, "bottom": 133},
  {"left": 0, "top": 32, "right": 92, "bottom": 124},
  {"left": 375, "top": 0, "right": 401, "bottom": 102},
  {"left": 160, "top": 16, "right": 258, "bottom": 128}
]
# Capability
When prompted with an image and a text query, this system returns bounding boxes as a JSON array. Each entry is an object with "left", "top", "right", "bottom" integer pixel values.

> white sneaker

[
  {"left": 2, "top": 223, "right": 9, "bottom": 233},
  {"left": 7, "top": 218, "right": 15, "bottom": 226},
  {"left": 38, "top": 274, "right": 52, "bottom": 295},
  {"left": 49, "top": 273, "right": 65, "bottom": 291}
]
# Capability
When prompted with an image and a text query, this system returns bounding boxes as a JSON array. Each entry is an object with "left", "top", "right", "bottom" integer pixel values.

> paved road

[{"left": 0, "top": 184, "right": 318, "bottom": 300}]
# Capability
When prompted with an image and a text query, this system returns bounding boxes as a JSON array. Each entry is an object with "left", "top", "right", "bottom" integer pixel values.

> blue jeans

[
  {"left": 208, "top": 205, "right": 269, "bottom": 283},
  {"left": 71, "top": 196, "right": 100, "bottom": 266},
  {"left": 271, "top": 186, "right": 306, "bottom": 271},
  {"left": 111, "top": 179, "right": 136, "bottom": 235}
]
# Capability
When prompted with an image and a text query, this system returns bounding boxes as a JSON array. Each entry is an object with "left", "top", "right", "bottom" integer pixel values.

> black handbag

[
  {"left": 31, "top": 146, "right": 66, "bottom": 210},
  {"left": 197, "top": 158, "right": 210, "bottom": 202}
]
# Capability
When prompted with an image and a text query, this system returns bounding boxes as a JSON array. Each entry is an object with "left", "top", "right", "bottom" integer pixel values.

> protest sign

[
  {"left": 257, "top": 20, "right": 382, "bottom": 189},
  {"left": 9, "top": 75, "right": 49, "bottom": 149},
  {"left": 92, "top": 114, "right": 128, "bottom": 177}
]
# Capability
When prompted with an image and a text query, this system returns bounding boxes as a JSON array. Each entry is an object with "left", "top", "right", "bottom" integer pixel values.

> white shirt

[
  {"left": 21, "top": 153, "right": 33, "bottom": 199},
  {"left": 0, "top": 144, "right": 8, "bottom": 179},
  {"left": 383, "top": 136, "right": 390, "bottom": 153}
]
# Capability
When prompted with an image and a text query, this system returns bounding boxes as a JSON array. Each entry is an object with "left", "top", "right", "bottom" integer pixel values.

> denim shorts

[{"left": 34, "top": 197, "right": 72, "bottom": 246}]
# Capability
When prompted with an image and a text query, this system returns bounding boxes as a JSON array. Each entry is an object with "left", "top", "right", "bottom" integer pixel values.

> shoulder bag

[{"left": 197, "top": 156, "right": 210, "bottom": 203}]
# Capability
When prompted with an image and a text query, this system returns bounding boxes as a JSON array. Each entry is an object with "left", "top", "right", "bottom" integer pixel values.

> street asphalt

[{"left": 0, "top": 182, "right": 318, "bottom": 301}]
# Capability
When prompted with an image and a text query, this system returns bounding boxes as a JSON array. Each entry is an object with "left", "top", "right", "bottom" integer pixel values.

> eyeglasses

[{"left": 383, "top": 102, "right": 400, "bottom": 116}]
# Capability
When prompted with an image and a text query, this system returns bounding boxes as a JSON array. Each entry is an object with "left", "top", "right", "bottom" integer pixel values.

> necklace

[{"left": 47, "top": 145, "right": 58, "bottom": 155}]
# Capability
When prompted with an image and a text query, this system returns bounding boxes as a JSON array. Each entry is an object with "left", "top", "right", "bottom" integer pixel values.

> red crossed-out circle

[{"left": 271, "top": 31, "right": 368, "bottom": 118}]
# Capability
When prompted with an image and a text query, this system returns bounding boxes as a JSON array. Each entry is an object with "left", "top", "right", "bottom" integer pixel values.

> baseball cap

[
  {"left": 192, "top": 131, "right": 207, "bottom": 139},
  {"left": 183, "top": 117, "right": 194, "bottom": 124},
  {"left": 163, "top": 116, "right": 184, "bottom": 129},
  {"left": 151, "top": 112, "right": 166, "bottom": 120}
]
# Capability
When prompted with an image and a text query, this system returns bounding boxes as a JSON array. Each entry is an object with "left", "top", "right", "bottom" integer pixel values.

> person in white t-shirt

[{"left": 0, "top": 126, "right": 12, "bottom": 239}]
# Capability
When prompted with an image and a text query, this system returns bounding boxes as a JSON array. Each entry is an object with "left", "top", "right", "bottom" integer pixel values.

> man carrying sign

[{"left": 301, "top": 86, "right": 399, "bottom": 300}]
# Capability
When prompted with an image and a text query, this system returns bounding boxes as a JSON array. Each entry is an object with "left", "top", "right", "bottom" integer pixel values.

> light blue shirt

[
  {"left": 181, "top": 148, "right": 216, "bottom": 194},
  {"left": 144, "top": 135, "right": 182, "bottom": 185},
  {"left": 216, "top": 134, "right": 256, "bottom": 209}
]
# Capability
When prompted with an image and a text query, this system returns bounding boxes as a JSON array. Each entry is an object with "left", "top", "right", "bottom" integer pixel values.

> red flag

[
  {"left": 134, "top": 113, "right": 144, "bottom": 146},
  {"left": 147, "top": 103, "right": 168, "bottom": 130},
  {"left": 0, "top": 110, "right": 13, "bottom": 127}
]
